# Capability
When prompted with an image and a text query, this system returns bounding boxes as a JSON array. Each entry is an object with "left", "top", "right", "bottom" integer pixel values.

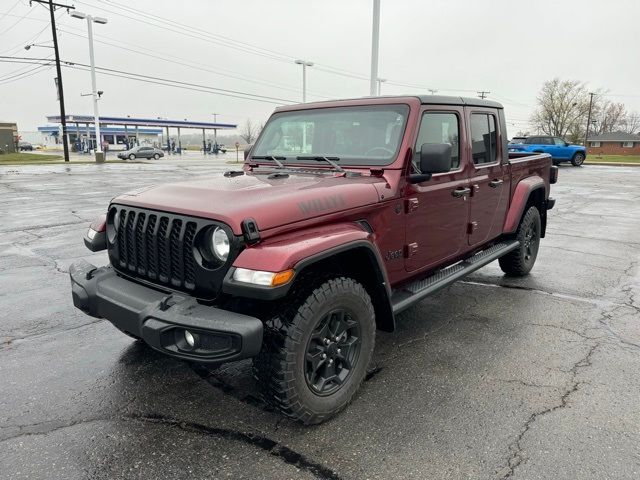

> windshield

[{"left": 251, "top": 104, "right": 409, "bottom": 166}]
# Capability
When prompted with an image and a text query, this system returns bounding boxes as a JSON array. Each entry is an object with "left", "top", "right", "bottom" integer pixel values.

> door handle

[
  {"left": 489, "top": 179, "right": 504, "bottom": 188},
  {"left": 452, "top": 187, "right": 471, "bottom": 198}
]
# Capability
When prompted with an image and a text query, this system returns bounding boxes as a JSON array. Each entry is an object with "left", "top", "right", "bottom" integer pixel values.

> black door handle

[
  {"left": 452, "top": 187, "right": 471, "bottom": 198},
  {"left": 489, "top": 179, "right": 504, "bottom": 188}
]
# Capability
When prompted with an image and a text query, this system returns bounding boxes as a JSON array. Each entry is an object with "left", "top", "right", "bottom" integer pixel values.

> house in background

[
  {"left": 0, "top": 122, "right": 18, "bottom": 153},
  {"left": 587, "top": 131, "right": 640, "bottom": 155}
]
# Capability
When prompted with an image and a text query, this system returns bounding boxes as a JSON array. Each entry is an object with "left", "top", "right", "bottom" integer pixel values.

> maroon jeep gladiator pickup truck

[{"left": 70, "top": 95, "right": 557, "bottom": 424}]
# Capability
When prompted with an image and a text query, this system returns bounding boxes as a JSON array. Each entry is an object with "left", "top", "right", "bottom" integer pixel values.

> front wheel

[
  {"left": 499, "top": 206, "right": 541, "bottom": 276},
  {"left": 254, "top": 277, "right": 376, "bottom": 424},
  {"left": 128, "top": 154, "right": 136, "bottom": 160},
  {"left": 571, "top": 152, "right": 585, "bottom": 166},
  {"left": 153, "top": 153, "right": 160, "bottom": 160}
]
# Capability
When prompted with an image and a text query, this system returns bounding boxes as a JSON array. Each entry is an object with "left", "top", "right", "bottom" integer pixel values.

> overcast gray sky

[{"left": 1, "top": 0, "right": 639, "bottom": 135}]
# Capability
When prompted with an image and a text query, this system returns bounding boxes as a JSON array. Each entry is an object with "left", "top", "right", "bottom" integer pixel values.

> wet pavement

[{"left": 1, "top": 157, "right": 639, "bottom": 479}]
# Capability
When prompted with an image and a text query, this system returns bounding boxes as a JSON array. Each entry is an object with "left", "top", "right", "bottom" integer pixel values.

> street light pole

[
  {"left": 294, "top": 60, "right": 313, "bottom": 102},
  {"left": 370, "top": 0, "right": 381, "bottom": 96},
  {"left": 71, "top": 11, "right": 107, "bottom": 162}
]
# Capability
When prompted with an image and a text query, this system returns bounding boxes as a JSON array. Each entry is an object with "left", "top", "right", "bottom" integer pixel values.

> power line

[
  {"left": 56, "top": 27, "right": 337, "bottom": 100},
  {"left": 0, "top": 56, "right": 298, "bottom": 104},
  {"left": 0, "top": 0, "right": 22, "bottom": 24},
  {"left": 74, "top": 0, "right": 294, "bottom": 64},
  {"left": 0, "top": 64, "right": 52, "bottom": 86}
]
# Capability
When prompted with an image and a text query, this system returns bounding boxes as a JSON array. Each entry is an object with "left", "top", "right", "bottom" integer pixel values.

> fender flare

[
  {"left": 224, "top": 222, "right": 395, "bottom": 331},
  {"left": 503, "top": 176, "right": 546, "bottom": 234}
]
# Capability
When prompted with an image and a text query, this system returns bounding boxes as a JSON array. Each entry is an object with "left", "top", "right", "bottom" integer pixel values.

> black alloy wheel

[{"left": 305, "top": 309, "right": 361, "bottom": 395}]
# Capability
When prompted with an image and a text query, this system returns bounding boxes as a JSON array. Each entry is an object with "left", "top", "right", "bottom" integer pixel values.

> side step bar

[{"left": 391, "top": 240, "right": 520, "bottom": 315}]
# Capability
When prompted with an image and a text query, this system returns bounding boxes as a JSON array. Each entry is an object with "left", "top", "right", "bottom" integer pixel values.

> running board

[{"left": 391, "top": 240, "right": 520, "bottom": 315}]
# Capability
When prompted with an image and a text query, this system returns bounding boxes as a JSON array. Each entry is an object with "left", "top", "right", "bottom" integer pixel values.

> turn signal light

[{"left": 271, "top": 269, "right": 294, "bottom": 286}]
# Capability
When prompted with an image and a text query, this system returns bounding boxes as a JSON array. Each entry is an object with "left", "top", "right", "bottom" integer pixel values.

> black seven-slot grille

[{"left": 107, "top": 204, "right": 236, "bottom": 299}]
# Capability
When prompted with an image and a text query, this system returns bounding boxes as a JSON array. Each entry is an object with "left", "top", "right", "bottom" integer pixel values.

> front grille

[{"left": 107, "top": 205, "right": 232, "bottom": 297}]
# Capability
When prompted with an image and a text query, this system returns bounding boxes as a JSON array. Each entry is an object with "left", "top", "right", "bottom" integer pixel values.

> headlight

[
  {"left": 232, "top": 268, "right": 294, "bottom": 287},
  {"left": 210, "top": 227, "right": 230, "bottom": 261}
]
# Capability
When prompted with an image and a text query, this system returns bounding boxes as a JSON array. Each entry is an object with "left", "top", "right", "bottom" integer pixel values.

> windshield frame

[{"left": 250, "top": 104, "right": 410, "bottom": 168}]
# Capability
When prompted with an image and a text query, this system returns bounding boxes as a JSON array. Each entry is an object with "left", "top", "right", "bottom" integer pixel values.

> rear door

[
  {"left": 405, "top": 106, "right": 470, "bottom": 272},
  {"left": 467, "top": 109, "right": 509, "bottom": 246},
  {"left": 551, "top": 137, "right": 569, "bottom": 159}
]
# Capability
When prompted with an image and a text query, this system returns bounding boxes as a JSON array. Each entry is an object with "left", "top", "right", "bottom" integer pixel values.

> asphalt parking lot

[{"left": 1, "top": 157, "right": 638, "bottom": 479}]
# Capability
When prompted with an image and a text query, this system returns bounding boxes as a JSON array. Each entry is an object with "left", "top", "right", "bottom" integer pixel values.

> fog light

[{"left": 184, "top": 330, "right": 195, "bottom": 347}]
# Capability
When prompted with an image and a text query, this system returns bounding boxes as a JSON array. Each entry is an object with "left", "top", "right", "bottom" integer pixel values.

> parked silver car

[{"left": 117, "top": 146, "right": 164, "bottom": 160}]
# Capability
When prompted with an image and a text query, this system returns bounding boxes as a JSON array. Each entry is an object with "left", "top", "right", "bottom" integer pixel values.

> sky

[{"left": 1, "top": 0, "right": 639, "bottom": 136}]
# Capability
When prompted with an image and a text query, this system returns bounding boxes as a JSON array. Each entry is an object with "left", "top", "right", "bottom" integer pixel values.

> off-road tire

[
  {"left": 499, "top": 206, "right": 541, "bottom": 276},
  {"left": 571, "top": 152, "right": 585, "bottom": 166},
  {"left": 253, "top": 277, "right": 376, "bottom": 424}
]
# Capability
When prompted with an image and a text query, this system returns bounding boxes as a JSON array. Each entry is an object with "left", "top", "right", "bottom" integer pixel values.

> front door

[
  {"left": 467, "top": 110, "right": 509, "bottom": 246},
  {"left": 405, "top": 107, "right": 470, "bottom": 273}
]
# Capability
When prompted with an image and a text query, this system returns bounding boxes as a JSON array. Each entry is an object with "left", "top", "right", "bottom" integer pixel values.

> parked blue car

[{"left": 509, "top": 135, "right": 586, "bottom": 166}]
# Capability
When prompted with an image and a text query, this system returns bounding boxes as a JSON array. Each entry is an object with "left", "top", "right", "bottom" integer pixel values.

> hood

[{"left": 113, "top": 171, "right": 385, "bottom": 234}]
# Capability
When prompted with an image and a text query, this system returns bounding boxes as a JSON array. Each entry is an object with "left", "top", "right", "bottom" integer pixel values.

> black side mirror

[
  {"left": 409, "top": 143, "right": 452, "bottom": 184},
  {"left": 244, "top": 144, "right": 253, "bottom": 160}
]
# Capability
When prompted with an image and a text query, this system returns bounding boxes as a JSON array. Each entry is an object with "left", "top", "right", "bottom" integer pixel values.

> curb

[{"left": 585, "top": 162, "right": 640, "bottom": 167}]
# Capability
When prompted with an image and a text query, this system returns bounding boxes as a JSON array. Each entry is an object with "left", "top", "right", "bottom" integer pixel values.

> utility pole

[
  {"left": 584, "top": 92, "right": 595, "bottom": 147},
  {"left": 31, "top": 0, "right": 75, "bottom": 162},
  {"left": 477, "top": 91, "right": 490, "bottom": 99},
  {"left": 377, "top": 78, "right": 386, "bottom": 96},
  {"left": 369, "top": 0, "right": 381, "bottom": 96},
  {"left": 428, "top": 89, "right": 438, "bottom": 95}
]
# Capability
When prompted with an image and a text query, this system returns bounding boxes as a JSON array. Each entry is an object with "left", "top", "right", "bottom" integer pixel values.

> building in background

[
  {"left": 0, "top": 122, "right": 18, "bottom": 153},
  {"left": 587, "top": 131, "right": 640, "bottom": 156},
  {"left": 38, "top": 125, "right": 162, "bottom": 151},
  {"left": 41, "top": 114, "right": 237, "bottom": 153}
]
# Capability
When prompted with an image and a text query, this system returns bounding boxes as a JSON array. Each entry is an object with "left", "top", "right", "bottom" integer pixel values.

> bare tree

[
  {"left": 621, "top": 111, "right": 640, "bottom": 134},
  {"left": 240, "top": 119, "right": 257, "bottom": 144},
  {"left": 592, "top": 101, "right": 627, "bottom": 134},
  {"left": 530, "top": 78, "right": 592, "bottom": 138}
]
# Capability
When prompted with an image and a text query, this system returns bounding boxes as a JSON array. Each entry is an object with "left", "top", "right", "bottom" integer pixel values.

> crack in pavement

[
  {"left": 0, "top": 413, "right": 342, "bottom": 480},
  {"left": 498, "top": 342, "right": 599, "bottom": 479},
  {"left": 0, "top": 319, "right": 105, "bottom": 351}
]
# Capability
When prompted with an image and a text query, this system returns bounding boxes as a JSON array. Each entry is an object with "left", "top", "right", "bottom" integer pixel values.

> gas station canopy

[{"left": 46, "top": 115, "right": 237, "bottom": 130}]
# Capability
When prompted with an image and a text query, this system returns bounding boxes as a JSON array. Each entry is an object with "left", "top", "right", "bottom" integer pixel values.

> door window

[
  {"left": 414, "top": 112, "right": 460, "bottom": 171},
  {"left": 470, "top": 114, "right": 497, "bottom": 165},
  {"left": 554, "top": 137, "right": 566, "bottom": 146}
]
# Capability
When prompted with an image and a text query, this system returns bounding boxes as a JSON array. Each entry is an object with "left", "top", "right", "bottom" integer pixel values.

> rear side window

[
  {"left": 414, "top": 112, "right": 460, "bottom": 171},
  {"left": 554, "top": 137, "right": 565, "bottom": 146},
  {"left": 470, "top": 113, "right": 497, "bottom": 165}
]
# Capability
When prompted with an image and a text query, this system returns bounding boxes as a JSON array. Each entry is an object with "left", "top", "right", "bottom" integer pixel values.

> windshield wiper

[
  {"left": 296, "top": 156, "right": 344, "bottom": 172},
  {"left": 251, "top": 155, "right": 286, "bottom": 168}
]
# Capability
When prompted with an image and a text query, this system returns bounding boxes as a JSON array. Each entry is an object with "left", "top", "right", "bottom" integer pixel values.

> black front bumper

[{"left": 69, "top": 260, "right": 263, "bottom": 364}]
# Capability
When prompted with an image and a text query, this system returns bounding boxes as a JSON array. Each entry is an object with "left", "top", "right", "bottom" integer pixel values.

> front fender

[
  {"left": 232, "top": 222, "right": 372, "bottom": 273},
  {"left": 503, "top": 176, "right": 546, "bottom": 233}
]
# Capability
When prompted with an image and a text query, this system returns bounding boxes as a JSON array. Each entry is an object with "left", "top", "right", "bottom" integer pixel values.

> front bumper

[{"left": 69, "top": 260, "right": 263, "bottom": 364}]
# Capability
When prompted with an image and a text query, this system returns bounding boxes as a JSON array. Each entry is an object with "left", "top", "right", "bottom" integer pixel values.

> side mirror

[
  {"left": 409, "top": 143, "right": 452, "bottom": 183},
  {"left": 565, "top": 141, "right": 570, "bottom": 147},
  {"left": 244, "top": 144, "right": 253, "bottom": 160}
]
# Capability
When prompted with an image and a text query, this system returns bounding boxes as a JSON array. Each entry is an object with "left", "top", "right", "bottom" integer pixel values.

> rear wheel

[
  {"left": 254, "top": 277, "right": 375, "bottom": 424},
  {"left": 128, "top": 154, "right": 136, "bottom": 160},
  {"left": 499, "top": 206, "right": 541, "bottom": 276},
  {"left": 571, "top": 152, "right": 585, "bottom": 166}
]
